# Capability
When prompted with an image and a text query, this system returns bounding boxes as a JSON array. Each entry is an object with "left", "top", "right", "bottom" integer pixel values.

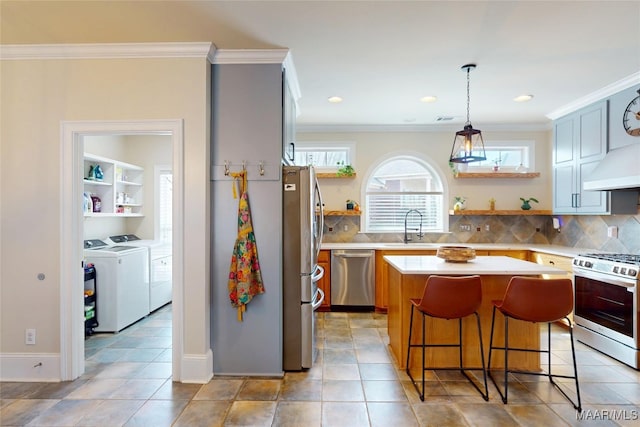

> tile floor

[{"left": 2, "top": 305, "right": 640, "bottom": 426}]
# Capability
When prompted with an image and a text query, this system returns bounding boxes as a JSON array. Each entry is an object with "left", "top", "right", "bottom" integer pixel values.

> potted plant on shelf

[
  {"left": 336, "top": 161, "right": 355, "bottom": 177},
  {"left": 520, "top": 197, "right": 539, "bottom": 210},
  {"left": 453, "top": 196, "right": 467, "bottom": 212}
]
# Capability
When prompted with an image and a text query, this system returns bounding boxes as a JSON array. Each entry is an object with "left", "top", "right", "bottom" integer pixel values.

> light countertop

[
  {"left": 321, "top": 242, "right": 588, "bottom": 258},
  {"left": 383, "top": 255, "right": 566, "bottom": 275}
]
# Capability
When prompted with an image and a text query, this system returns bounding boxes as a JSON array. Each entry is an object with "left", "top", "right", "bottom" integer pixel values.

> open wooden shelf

[
  {"left": 449, "top": 209, "right": 552, "bottom": 216},
  {"left": 324, "top": 210, "right": 361, "bottom": 216},
  {"left": 454, "top": 172, "right": 540, "bottom": 179},
  {"left": 317, "top": 173, "right": 357, "bottom": 179}
]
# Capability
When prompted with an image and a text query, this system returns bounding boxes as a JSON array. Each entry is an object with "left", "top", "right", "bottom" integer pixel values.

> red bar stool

[
  {"left": 487, "top": 276, "right": 581, "bottom": 411},
  {"left": 406, "top": 275, "right": 489, "bottom": 401}
]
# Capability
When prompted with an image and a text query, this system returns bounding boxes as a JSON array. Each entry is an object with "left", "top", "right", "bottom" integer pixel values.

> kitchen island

[{"left": 384, "top": 255, "right": 565, "bottom": 372}]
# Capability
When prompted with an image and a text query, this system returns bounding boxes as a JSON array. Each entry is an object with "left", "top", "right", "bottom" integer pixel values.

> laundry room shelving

[{"left": 84, "top": 153, "right": 144, "bottom": 217}]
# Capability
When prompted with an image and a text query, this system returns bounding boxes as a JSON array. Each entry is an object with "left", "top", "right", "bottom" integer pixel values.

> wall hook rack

[{"left": 212, "top": 160, "right": 278, "bottom": 181}]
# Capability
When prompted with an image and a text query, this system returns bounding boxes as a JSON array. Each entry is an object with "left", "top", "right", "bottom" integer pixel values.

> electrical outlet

[
  {"left": 485, "top": 224, "right": 490, "bottom": 231},
  {"left": 459, "top": 224, "right": 471, "bottom": 232},
  {"left": 607, "top": 226, "right": 618, "bottom": 238},
  {"left": 25, "top": 329, "right": 36, "bottom": 345}
]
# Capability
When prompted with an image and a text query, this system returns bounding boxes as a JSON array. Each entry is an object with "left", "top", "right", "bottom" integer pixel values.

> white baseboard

[
  {"left": 0, "top": 353, "right": 61, "bottom": 382},
  {"left": 179, "top": 350, "right": 213, "bottom": 384}
]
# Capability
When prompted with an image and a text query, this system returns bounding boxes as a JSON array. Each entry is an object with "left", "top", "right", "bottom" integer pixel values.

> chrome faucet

[{"left": 404, "top": 209, "right": 424, "bottom": 243}]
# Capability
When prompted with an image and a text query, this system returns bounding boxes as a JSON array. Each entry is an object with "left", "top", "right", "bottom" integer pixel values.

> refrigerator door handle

[
  {"left": 311, "top": 264, "right": 325, "bottom": 282},
  {"left": 311, "top": 288, "right": 325, "bottom": 310}
]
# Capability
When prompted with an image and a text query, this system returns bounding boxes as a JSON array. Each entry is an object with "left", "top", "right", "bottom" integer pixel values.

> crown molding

[
  {"left": 546, "top": 72, "right": 640, "bottom": 120},
  {"left": 0, "top": 42, "right": 216, "bottom": 61},
  {"left": 296, "top": 122, "right": 552, "bottom": 134}
]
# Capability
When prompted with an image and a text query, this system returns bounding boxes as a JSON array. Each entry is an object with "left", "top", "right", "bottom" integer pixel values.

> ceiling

[{"left": 2, "top": 1, "right": 639, "bottom": 131}]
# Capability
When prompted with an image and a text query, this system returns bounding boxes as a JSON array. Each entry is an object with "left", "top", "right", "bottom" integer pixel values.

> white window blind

[{"left": 365, "top": 157, "right": 444, "bottom": 232}]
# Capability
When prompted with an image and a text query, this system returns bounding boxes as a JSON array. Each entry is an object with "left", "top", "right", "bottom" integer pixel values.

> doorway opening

[
  {"left": 61, "top": 120, "right": 184, "bottom": 381},
  {"left": 82, "top": 134, "right": 173, "bottom": 370}
]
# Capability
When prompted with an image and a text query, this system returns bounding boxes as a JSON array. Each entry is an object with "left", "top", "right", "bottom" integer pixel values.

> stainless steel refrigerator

[{"left": 282, "top": 165, "right": 325, "bottom": 370}]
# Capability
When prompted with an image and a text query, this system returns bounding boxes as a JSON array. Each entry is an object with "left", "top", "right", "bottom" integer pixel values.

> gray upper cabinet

[
  {"left": 553, "top": 94, "right": 638, "bottom": 215},
  {"left": 553, "top": 100, "right": 609, "bottom": 214}
]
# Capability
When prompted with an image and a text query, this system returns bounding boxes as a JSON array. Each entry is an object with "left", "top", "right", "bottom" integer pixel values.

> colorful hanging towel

[{"left": 228, "top": 171, "right": 265, "bottom": 321}]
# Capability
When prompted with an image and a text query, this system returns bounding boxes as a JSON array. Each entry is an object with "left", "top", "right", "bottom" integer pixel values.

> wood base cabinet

[
  {"left": 375, "top": 250, "right": 437, "bottom": 312},
  {"left": 317, "top": 250, "right": 331, "bottom": 311}
]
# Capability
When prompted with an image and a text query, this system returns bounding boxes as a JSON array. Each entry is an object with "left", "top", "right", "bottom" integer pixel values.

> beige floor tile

[
  {"left": 413, "top": 403, "right": 471, "bottom": 427},
  {"left": 367, "top": 402, "right": 419, "bottom": 426},
  {"left": 236, "top": 379, "right": 281, "bottom": 400},
  {"left": 323, "top": 348, "right": 357, "bottom": 364},
  {"left": 108, "top": 378, "right": 166, "bottom": 399},
  {"left": 362, "top": 380, "right": 408, "bottom": 402},
  {"left": 457, "top": 402, "right": 518, "bottom": 427},
  {"left": 355, "top": 346, "right": 393, "bottom": 363},
  {"left": 25, "top": 380, "right": 89, "bottom": 399},
  {"left": 123, "top": 399, "right": 189, "bottom": 427},
  {"left": 223, "top": 401, "right": 276, "bottom": 426},
  {"left": 76, "top": 399, "right": 145, "bottom": 426},
  {"left": 273, "top": 401, "right": 322, "bottom": 426},
  {"left": 64, "top": 378, "right": 128, "bottom": 399},
  {"left": 0, "top": 399, "right": 59, "bottom": 426},
  {"left": 192, "top": 378, "right": 243, "bottom": 400},
  {"left": 322, "top": 379, "right": 364, "bottom": 401},
  {"left": 172, "top": 400, "right": 230, "bottom": 427},
  {"left": 504, "top": 403, "right": 570, "bottom": 427},
  {"left": 279, "top": 378, "right": 323, "bottom": 401},
  {"left": 322, "top": 401, "right": 369, "bottom": 427},
  {"left": 25, "top": 399, "right": 102, "bottom": 426},
  {"left": 359, "top": 363, "right": 398, "bottom": 380},
  {"left": 134, "top": 362, "right": 172, "bottom": 379},
  {"left": 94, "top": 362, "right": 147, "bottom": 379},
  {"left": 150, "top": 379, "right": 203, "bottom": 400},
  {"left": 323, "top": 363, "right": 361, "bottom": 380}
]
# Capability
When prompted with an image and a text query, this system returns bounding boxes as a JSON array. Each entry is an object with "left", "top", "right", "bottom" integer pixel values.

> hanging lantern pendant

[{"left": 449, "top": 63, "right": 487, "bottom": 163}]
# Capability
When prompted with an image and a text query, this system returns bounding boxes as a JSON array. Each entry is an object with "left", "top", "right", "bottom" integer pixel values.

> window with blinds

[
  {"left": 293, "top": 141, "right": 355, "bottom": 171},
  {"left": 364, "top": 157, "right": 444, "bottom": 232}
]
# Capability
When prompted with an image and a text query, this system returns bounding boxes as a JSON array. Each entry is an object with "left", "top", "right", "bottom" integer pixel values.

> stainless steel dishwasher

[{"left": 331, "top": 250, "right": 375, "bottom": 308}]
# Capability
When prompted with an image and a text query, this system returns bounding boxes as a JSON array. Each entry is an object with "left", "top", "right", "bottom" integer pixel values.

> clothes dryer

[{"left": 106, "top": 234, "right": 172, "bottom": 312}]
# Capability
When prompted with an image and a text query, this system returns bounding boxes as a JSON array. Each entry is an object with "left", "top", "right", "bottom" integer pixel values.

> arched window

[{"left": 363, "top": 155, "right": 446, "bottom": 233}]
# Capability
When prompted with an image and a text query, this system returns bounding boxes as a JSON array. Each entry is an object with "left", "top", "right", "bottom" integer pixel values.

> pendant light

[{"left": 449, "top": 64, "right": 487, "bottom": 163}]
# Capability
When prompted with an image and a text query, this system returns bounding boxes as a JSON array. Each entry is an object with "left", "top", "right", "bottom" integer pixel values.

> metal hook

[
  {"left": 224, "top": 161, "right": 230, "bottom": 176},
  {"left": 259, "top": 161, "right": 265, "bottom": 176}
]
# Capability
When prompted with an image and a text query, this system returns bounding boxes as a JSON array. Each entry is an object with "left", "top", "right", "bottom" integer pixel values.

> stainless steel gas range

[{"left": 572, "top": 253, "right": 639, "bottom": 369}]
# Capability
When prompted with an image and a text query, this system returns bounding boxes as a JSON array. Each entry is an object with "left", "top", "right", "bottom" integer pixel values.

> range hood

[{"left": 583, "top": 143, "right": 640, "bottom": 191}]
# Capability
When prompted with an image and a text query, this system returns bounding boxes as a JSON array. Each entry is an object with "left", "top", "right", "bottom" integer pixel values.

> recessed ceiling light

[
  {"left": 420, "top": 96, "right": 438, "bottom": 103},
  {"left": 327, "top": 96, "right": 343, "bottom": 103},
  {"left": 513, "top": 94, "right": 534, "bottom": 102}
]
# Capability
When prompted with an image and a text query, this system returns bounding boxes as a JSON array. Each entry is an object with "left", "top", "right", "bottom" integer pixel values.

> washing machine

[
  {"left": 106, "top": 234, "right": 172, "bottom": 312},
  {"left": 84, "top": 239, "right": 149, "bottom": 332}
]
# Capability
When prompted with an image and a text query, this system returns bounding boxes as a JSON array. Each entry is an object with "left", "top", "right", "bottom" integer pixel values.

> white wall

[
  {"left": 0, "top": 55, "right": 211, "bottom": 380},
  {"left": 300, "top": 130, "right": 553, "bottom": 215}
]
